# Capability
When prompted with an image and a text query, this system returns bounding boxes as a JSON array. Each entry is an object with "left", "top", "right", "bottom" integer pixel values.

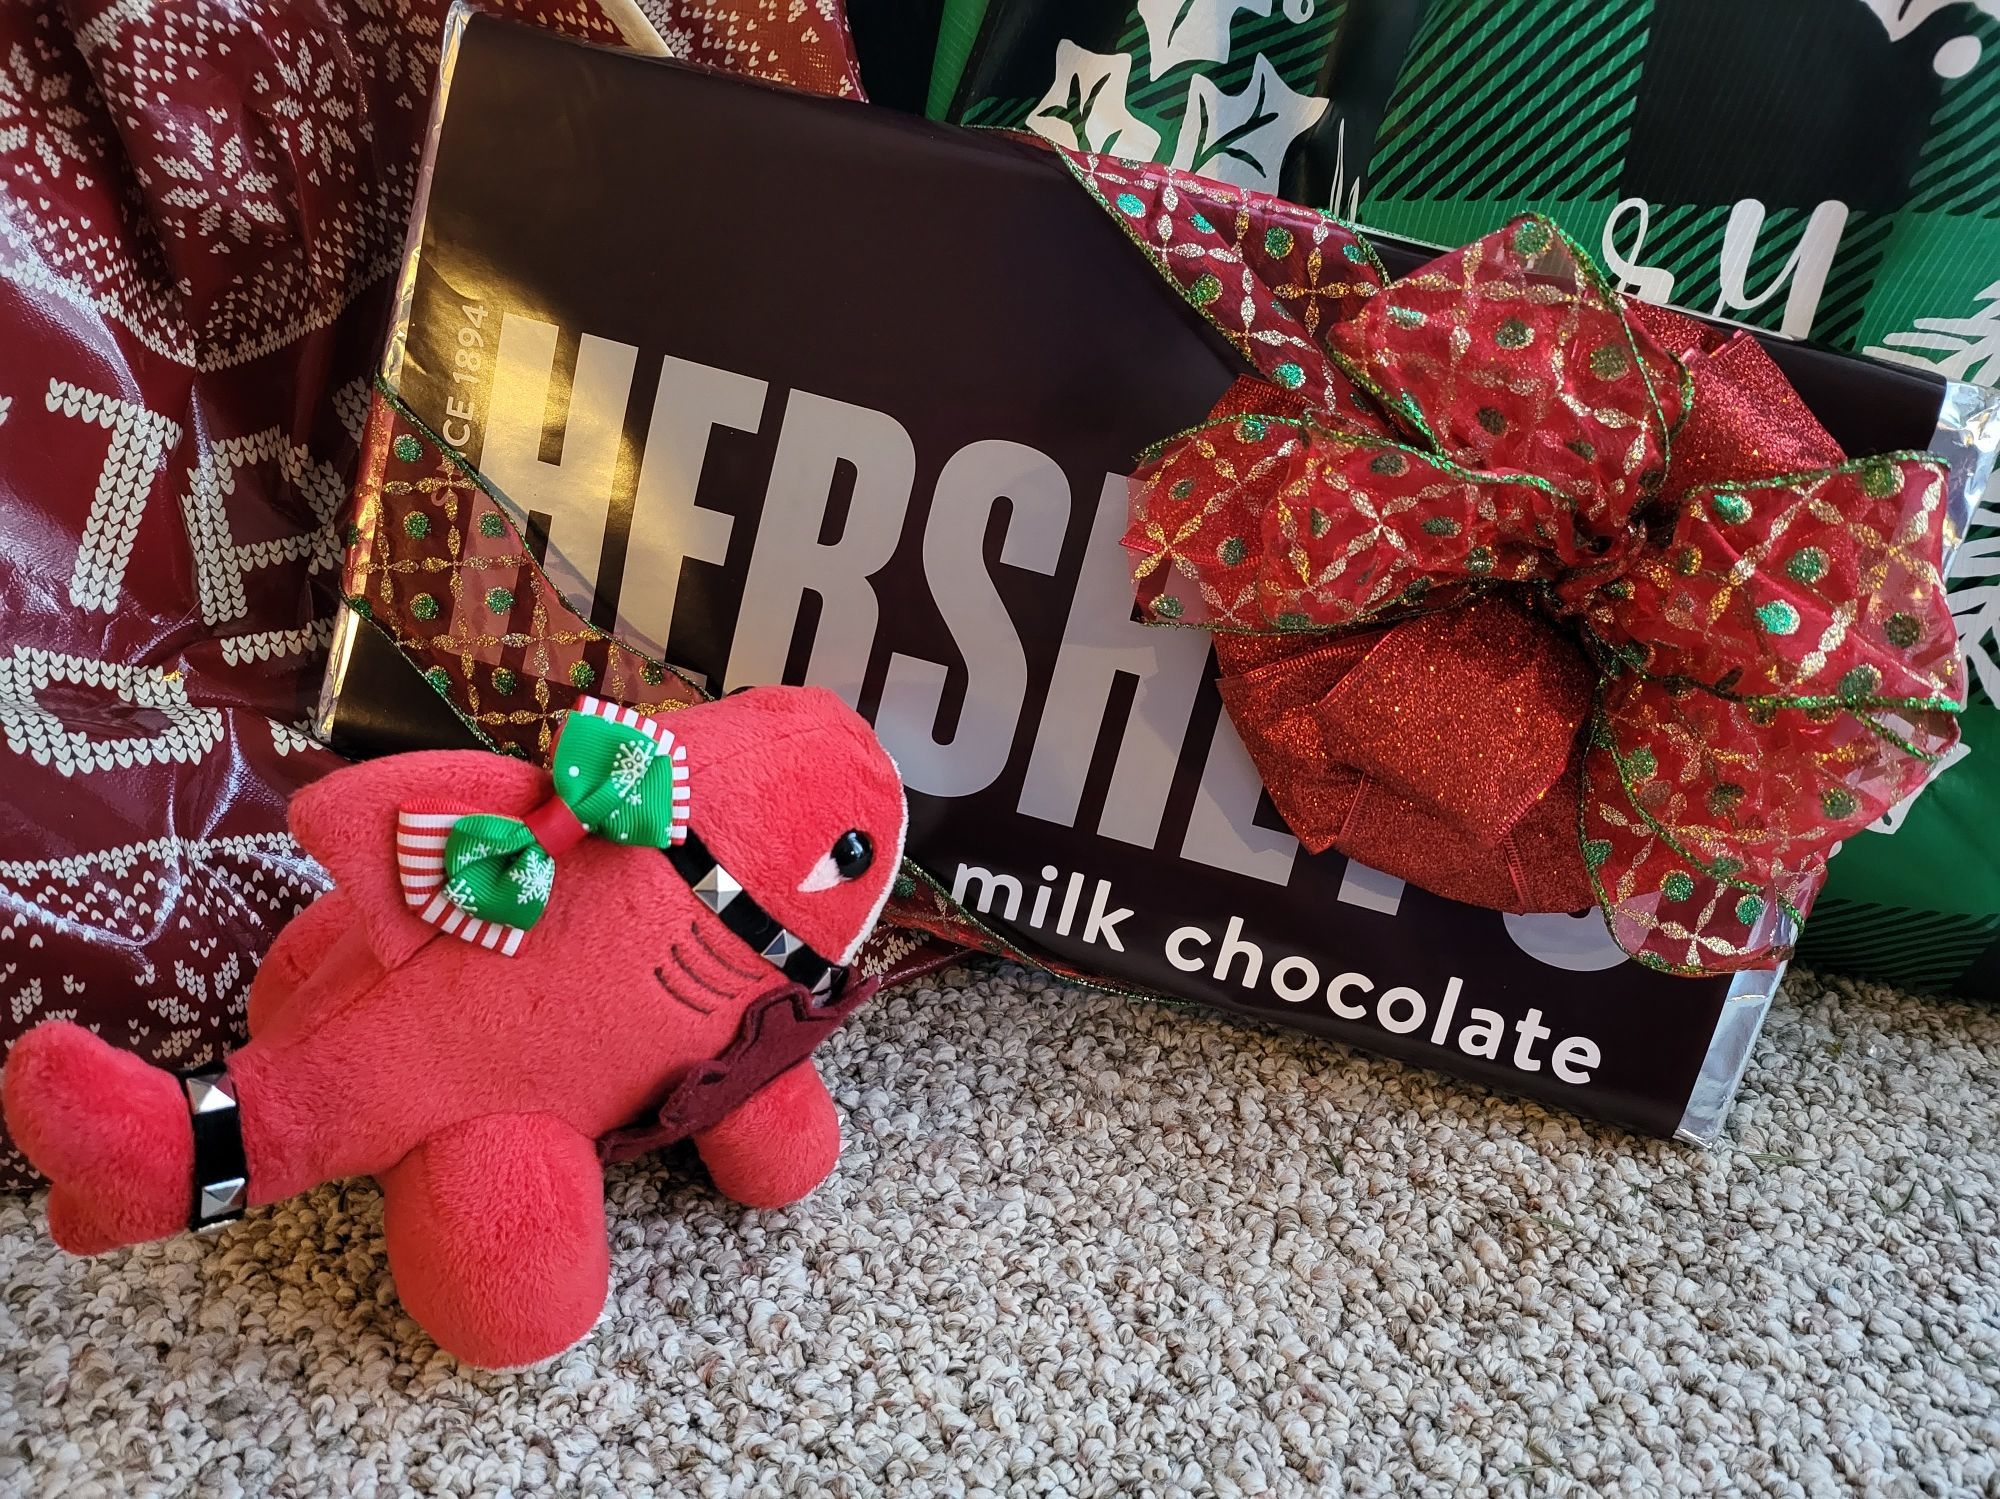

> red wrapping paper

[{"left": 643, "top": 0, "right": 867, "bottom": 97}]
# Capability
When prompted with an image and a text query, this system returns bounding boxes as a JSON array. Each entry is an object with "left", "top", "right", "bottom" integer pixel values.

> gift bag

[{"left": 942, "top": 0, "right": 2000, "bottom": 361}]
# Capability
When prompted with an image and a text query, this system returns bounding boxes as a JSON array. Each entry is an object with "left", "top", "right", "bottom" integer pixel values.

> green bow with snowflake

[{"left": 396, "top": 697, "right": 690, "bottom": 950}]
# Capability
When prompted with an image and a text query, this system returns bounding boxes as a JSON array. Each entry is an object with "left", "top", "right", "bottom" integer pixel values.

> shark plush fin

[{"left": 287, "top": 749, "right": 553, "bottom": 969}]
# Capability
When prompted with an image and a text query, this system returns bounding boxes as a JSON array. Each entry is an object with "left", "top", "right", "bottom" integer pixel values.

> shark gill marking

[
  {"left": 653, "top": 952, "right": 721, "bottom": 1015},
  {"left": 689, "top": 919, "right": 763, "bottom": 981}
]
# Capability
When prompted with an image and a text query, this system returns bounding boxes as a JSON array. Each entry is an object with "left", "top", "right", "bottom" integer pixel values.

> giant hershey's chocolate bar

[{"left": 325, "top": 12, "right": 1954, "bottom": 1138}]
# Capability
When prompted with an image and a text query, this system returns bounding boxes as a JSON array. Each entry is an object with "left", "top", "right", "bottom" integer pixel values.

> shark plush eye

[
  {"left": 831, "top": 830, "right": 873, "bottom": 880},
  {"left": 797, "top": 830, "right": 876, "bottom": 893}
]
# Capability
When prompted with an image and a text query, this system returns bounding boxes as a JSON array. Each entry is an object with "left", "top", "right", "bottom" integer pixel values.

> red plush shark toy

[{"left": 3, "top": 686, "right": 906, "bottom": 1368}]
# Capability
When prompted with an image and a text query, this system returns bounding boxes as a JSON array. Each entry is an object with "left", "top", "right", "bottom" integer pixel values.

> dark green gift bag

[{"left": 938, "top": 0, "right": 2000, "bottom": 365}]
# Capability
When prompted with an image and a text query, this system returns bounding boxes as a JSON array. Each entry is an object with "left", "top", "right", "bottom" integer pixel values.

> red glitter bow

[{"left": 1067, "top": 152, "right": 1965, "bottom": 975}]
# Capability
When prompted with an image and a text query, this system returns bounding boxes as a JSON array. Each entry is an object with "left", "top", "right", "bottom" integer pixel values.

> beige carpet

[{"left": 1, "top": 965, "right": 1996, "bottom": 1497}]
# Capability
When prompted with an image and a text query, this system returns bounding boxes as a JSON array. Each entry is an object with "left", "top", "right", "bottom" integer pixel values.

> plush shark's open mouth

[{"left": 597, "top": 967, "right": 882, "bottom": 1166}]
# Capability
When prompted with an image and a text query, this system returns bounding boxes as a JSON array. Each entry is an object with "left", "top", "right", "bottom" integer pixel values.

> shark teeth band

[
  {"left": 178, "top": 1064, "right": 248, "bottom": 1231},
  {"left": 667, "top": 829, "right": 840, "bottom": 999}
]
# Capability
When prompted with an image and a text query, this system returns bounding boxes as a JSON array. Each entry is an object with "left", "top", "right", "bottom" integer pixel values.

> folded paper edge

[
  {"left": 1674, "top": 963, "right": 1781, "bottom": 1146},
  {"left": 1933, "top": 378, "right": 2000, "bottom": 580}
]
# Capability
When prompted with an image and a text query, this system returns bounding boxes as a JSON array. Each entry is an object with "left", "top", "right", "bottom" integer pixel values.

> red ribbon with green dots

[{"left": 1065, "top": 150, "right": 1965, "bottom": 976}]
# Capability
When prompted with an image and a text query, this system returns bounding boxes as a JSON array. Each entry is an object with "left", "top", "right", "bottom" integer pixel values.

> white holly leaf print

[
  {"left": 1137, "top": 0, "right": 1274, "bottom": 79},
  {"left": 1027, "top": 42, "right": 1163, "bottom": 161},
  {"left": 610, "top": 738, "right": 654, "bottom": 805},
  {"left": 1866, "top": 282, "right": 2000, "bottom": 386},
  {"left": 1170, "top": 53, "right": 1328, "bottom": 194},
  {"left": 509, "top": 850, "right": 555, "bottom": 906},
  {"left": 1858, "top": 0, "right": 2000, "bottom": 43},
  {"left": 1949, "top": 506, "right": 2000, "bottom": 703}
]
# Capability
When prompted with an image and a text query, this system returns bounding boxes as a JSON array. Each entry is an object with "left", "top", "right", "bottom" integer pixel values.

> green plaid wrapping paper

[{"left": 944, "top": 0, "right": 1997, "bottom": 374}]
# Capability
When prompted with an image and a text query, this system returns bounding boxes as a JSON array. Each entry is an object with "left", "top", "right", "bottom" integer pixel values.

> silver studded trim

[
  {"left": 693, "top": 865, "right": 743, "bottom": 913},
  {"left": 179, "top": 1066, "right": 248, "bottom": 1233}
]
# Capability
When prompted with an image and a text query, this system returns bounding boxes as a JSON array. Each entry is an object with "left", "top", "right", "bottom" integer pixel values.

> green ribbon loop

[
  {"left": 441, "top": 813, "right": 555, "bottom": 931},
  {"left": 550, "top": 708, "right": 687, "bottom": 847},
  {"left": 434, "top": 704, "right": 688, "bottom": 935}
]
